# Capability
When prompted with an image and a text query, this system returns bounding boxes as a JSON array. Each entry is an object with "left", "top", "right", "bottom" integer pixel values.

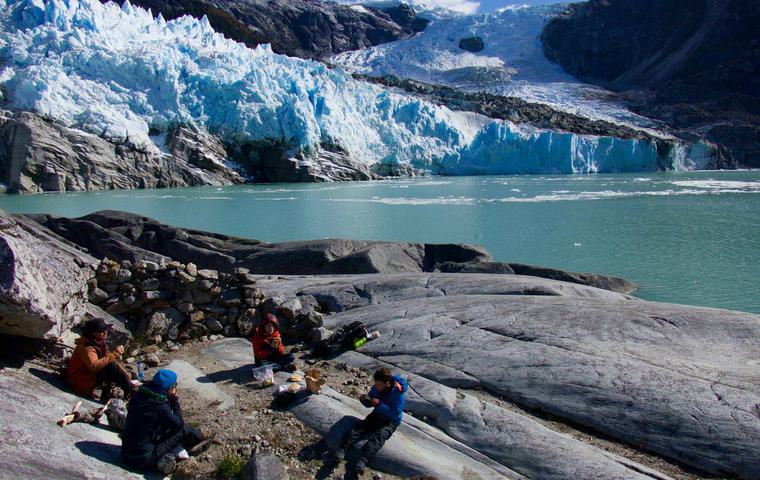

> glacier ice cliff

[{"left": 0, "top": 0, "right": 712, "bottom": 191}]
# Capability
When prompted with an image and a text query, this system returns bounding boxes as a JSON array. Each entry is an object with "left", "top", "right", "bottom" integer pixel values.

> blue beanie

[{"left": 150, "top": 369, "right": 178, "bottom": 394}]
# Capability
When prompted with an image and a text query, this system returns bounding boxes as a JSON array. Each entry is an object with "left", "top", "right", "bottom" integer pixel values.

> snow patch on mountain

[
  {"left": 331, "top": 4, "right": 661, "bottom": 131},
  {"left": 0, "top": 0, "right": 700, "bottom": 176}
]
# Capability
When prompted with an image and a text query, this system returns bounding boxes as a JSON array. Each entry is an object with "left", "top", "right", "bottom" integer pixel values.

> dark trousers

[
  {"left": 96, "top": 361, "right": 132, "bottom": 394},
  {"left": 259, "top": 352, "right": 295, "bottom": 367},
  {"left": 150, "top": 424, "right": 204, "bottom": 466},
  {"left": 340, "top": 414, "right": 398, "bottom": 465},
  {"left": 125, "top": 424, "right": 204, "bottom": 470}
]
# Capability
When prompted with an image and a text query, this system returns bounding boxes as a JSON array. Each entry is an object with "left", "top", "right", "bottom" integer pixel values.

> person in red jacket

[{"left": 252, "top": 314, "right": 296, "bottom": 371}]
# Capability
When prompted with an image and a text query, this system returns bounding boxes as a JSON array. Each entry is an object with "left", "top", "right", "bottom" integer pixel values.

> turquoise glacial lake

[{"left": 1, "top": 171, "right": 759, "bottom": 314}]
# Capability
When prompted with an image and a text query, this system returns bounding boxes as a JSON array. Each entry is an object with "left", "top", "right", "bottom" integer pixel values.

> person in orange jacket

[
  {"left": 67, "top": 317, "right": 132, "bottom": 399},
  {"left": 252, "top": 314, "right": 296, "bottom": 371}
]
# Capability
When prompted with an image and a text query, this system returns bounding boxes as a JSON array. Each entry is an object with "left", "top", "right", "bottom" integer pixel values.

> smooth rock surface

[
  {"left": 290, "top": 387, "right": 522, "bottom": 480},
  {"left": 323, "top": 294, "right": 760, "bottom": 479},
  {"left": 337, "top": 351, "right": 671, "bottom": 480},
  {"left": 0, "top": 366, "right": 161, "bottom": 479},
  {"left": 252, "top": 272, "right": 628, "bottom": 313},
  {"left": 164, "top": 360, "right": 234, "bottom": 411}
]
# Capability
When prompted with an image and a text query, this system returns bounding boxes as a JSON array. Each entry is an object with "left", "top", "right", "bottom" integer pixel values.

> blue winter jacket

[{"left": 368, "top": 375, "right": 408, "bottom": 425}]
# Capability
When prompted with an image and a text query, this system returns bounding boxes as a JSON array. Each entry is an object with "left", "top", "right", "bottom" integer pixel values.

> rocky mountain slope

[
  {"left": 541, "top": 0, "right": 760, "bottom": 167},
  {"left": 117, "top": 0, "right": 428, "bottom": 59}
]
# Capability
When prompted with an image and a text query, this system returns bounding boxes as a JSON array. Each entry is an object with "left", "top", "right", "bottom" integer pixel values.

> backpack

[
  {"left": 314, "top": 321, "right": 369, "bottom": 358},
  {"left": 105, "top": 398, "right": 128, "bottom": 432}
]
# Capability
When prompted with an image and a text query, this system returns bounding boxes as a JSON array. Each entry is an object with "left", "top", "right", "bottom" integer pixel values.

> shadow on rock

[
  {"left": 296, "top": 415, "right": 367, "bottom": 479},
  {"left": 74, "top": 441, "right": 163, "bottom": 480},
  {"left": 298, "top": 439, "right": 339, "bottom": 480},
  {"left": 197, "top": 364, "right": 255, "bottom": 385},
  {"left": 28, "top": 367, "right": 69, "bottom": 391}
]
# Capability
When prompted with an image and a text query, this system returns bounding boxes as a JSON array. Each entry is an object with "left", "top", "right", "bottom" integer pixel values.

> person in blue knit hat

[{"left": 121, "top": 369, "right": 215, "bottom": 474}]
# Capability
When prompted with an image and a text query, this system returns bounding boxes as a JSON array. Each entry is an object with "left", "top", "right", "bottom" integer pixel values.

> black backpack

[{"left": 314, "top": 321, "right": 369, "bottom": 358}]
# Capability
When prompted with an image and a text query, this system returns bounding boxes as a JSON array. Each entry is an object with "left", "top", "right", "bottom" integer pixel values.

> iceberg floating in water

[{"left": 0, "top": 0, "right": 706, "bottom": 176}]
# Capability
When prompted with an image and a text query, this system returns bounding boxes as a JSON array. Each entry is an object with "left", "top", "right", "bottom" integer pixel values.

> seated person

[
  {"left": 121, "top": 369, "right": 214, "bottom": 474},
  {"left": 333, "top": 368, "right": 408, "bottom": 474},
  {"left": 66, "top": 317, "right": 131, "bottom": 399},
  {"left": 252, "top": 314, "right": 296, "bottom": 371}
]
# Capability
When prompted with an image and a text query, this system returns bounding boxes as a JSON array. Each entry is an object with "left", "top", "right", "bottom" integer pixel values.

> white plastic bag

[{"left": 252, "top": 364, "right": 274, "bottom": 388}]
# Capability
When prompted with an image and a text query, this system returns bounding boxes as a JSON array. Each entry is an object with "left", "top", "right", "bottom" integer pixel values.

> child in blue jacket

[{"left": 334, "top": 367, "right": 408, "bottom": 474}]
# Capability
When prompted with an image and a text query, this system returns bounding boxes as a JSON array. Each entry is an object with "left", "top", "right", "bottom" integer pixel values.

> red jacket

[{"left": 252, "top": 314, "right": 284, "bottom": 361}]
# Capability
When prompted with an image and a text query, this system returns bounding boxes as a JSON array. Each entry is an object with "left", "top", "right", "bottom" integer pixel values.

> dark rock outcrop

[
  {"left": 0, "top": 111, "right": 245, "bottom": 193},
  {"left": 120, "top": 0, "right": 428, "bottom": 60},
  {"left": 25, "top": 210, "right": 634, "bottom": 292},
  {"left": 541, "top": 0, "right": 759, "bottom": 167},
  {"left": 458, "top": 35, "right": 484, "bottom": 52}
]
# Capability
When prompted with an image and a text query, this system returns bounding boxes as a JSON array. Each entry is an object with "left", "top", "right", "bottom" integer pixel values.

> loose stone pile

[{"left": 87, "top": 258, "right": 325, "bottom": 345}]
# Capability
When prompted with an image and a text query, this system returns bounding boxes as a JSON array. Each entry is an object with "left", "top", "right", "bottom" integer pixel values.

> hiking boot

[
  {"left": 188, "top": 432, "right": 217, "bottom": 456},
  {"left": 332, "top": 448, "right": 345, "bottom": 462},
  {"left": 156, "top": 453, "right": 176, "bottom": 474},
  {"left": 354, "top": 458, "right": 367, "bottom": 475}
]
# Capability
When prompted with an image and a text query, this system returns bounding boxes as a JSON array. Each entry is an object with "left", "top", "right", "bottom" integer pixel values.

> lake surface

[{"left": 2, "top": 171, "right": 759, "bottom": 314}]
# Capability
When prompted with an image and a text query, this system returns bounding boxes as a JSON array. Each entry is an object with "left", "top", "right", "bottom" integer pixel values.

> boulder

[
  {"left": 240, "top": 452, "right": 288, "bottom": 480},
  {"left": 205, "top": 318, "right": 224, "bottom": 333},
  {"left": 276, "top": 298, "right": 302, "bottom": 320},
  {"left": 458, "top": 36, "right": 484, "bottom": 52},
  {"left": 306, "top": 327, "right": 332, "bottom": 345},
  {"left": 139, "top": 308, "right": 184, "bottom": 338},
  {"left": 197, "top": 269, "right": 219, "bottom": 281},
  {"left": 0, "top": 214, "right": 94, "bottom": 339},
  {"left": 88, "top": 288, "right": 109, "bottom": 305},
  {"left": 236, "top": 309, "right": 259, "bottom": 337}
]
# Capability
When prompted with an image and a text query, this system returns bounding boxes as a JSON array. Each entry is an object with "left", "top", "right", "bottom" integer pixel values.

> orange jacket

[
  {"left": 66, "top": 337, "right": 119, "bottom": 396},
  {"left": 252, "top": 315, "right": 284, "bottom": 361}
]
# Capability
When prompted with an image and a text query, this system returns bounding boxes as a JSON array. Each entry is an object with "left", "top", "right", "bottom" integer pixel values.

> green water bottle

[{"left": 352, "top": 336, "right": 368, "bottom": 350}]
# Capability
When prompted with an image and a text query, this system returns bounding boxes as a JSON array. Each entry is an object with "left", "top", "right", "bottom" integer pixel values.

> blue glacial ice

[{"left": 0, "top": 0, "right": 708, "bottom": 176}]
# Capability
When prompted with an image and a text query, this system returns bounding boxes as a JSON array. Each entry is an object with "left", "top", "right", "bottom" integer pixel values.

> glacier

[
  {"left": 331, "top": 3, "right": 662, "bottom": 131},
  {"left": 0, "top": 0, "right": 705, "bottom": 178}
]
